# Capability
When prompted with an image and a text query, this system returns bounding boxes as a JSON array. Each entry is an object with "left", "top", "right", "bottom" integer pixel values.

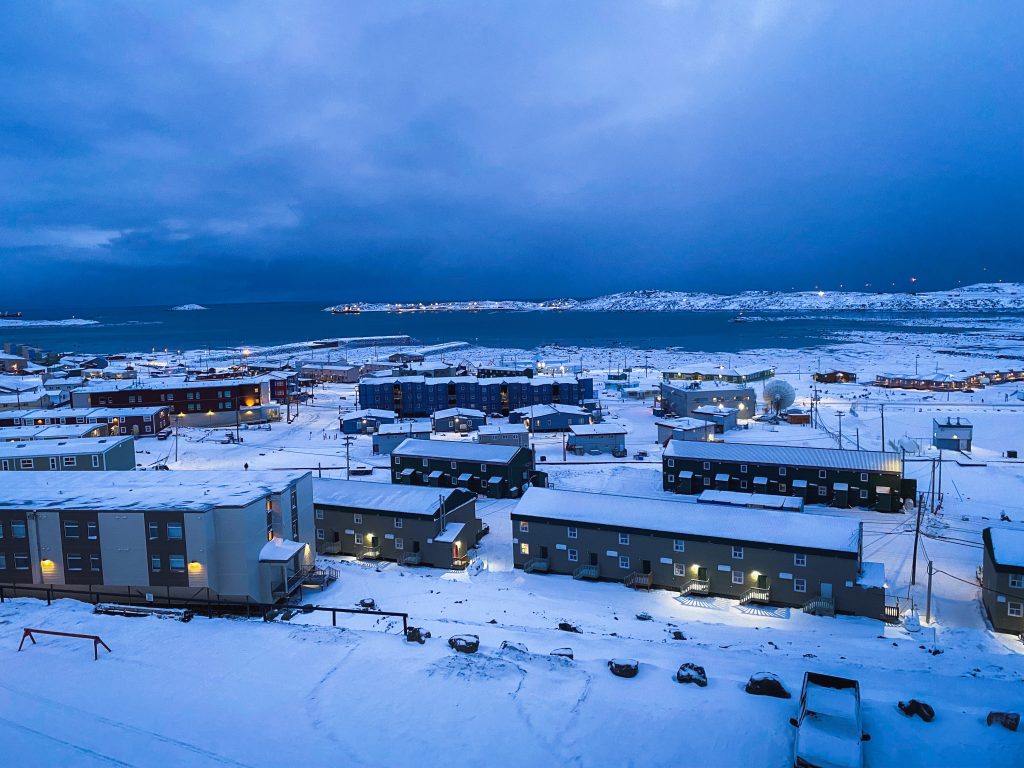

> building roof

[
  {"left": 664, "top": 440, "right": 902, "bottom": 474},
  {"left": 341, "top": 408, "right": 396, "bottom": 422},
  {"left": 72, "top": 375, "right": 270, "bottom": 394},
  {"left": 432, "top": 407, "right": 486, "bottom": 419},
  {"left": 987, "top": 527, "right": 1024, "bottom": 569},
  {"left": 0, "top": 436, "right": 133, "bottom": 458},
  {"left": 362, "top": 375, "right": 583, "bottom": 387},
  {"left": 569, "top": 424, "right": 627, "bottom": 436},
  {"left": 376, "top": 422, "right": 431, "bottom": 436},
  {"left": 663, "top": 364, "right": 773, "bottom": 378},
  {"left": 314, "top": 478, "right": 468, "bottom": 516},
  {"left": 0, "top": 470, "right": 309, "bottom": 512},
  {"left": 513, "top": 487, "right": 861, "bottom": 554},
  {"left": 692, "top": 405, "right": 740, "bottom": 416},
  {"left": 877, "top": 372, "right": 967, "bottom": 383},
  {"left": 510, "top": 404, "right": 590, "bottom": 418},
  {"left": 655, "top": 417, "right": 713, "bottom": 431},
  {"left": 477, "top": 424, "right": 528, "bottom": 435},
  {"left": 661, "top": 380, "right": 755, "bottom": 394},
  {"left": 434, "top": 522, "right": 466, "bottom": 543},
  {"left": 697, "top": 489, "right": 804, "bottom": 511},
  {"left": 0, "top": 424, "right": 103, "bottom": 441},
  {"left": 392, "top": 438, "right": 521, "bottom": 464},
  {"left": 259, "top": 538, "right": 307, "bottom": 563}
]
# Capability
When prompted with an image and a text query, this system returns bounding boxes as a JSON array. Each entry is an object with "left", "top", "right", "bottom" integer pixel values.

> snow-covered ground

[{"left": 6, "top": 330, "right": 1024, "bottom": 766}]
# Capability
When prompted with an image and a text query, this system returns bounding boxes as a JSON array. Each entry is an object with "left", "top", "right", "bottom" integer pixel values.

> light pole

[{"left": 836, "top": 411, "right": 845, "bottom": 449}]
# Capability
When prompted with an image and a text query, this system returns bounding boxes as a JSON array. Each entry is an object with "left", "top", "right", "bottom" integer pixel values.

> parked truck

[{"left": 789, "top": 672, "right": 870, "bottom": 768}]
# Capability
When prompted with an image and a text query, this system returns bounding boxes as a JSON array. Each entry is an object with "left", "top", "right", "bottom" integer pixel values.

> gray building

[
  {"left": 511, "top": 487, "right": 886, "bottom": 619},
  {"left": 391, "top": 439, "right": 536, "bottom": 499},
  {"left": 655, "top": 417, "right": 714, "bottom": 444},
  {"left": 508, "top": 404, "right": 594, "bottom": 432},
  {"left": 566, "top": 424, "right": 627, "bottom": 456},
  {"left": 0, "top": 423, "right": 108, "bottom": 441},
  {"left": 656, "top": 381, "right": 756, "bottom": 421},
  {"left": 932, "top": 417, "right": 973, "bottom": 452},
  {"left": 341, "top": 408, "right": 397, "bottom": 435},
  {"left": 662, "top": 364, "right": 775, "bottom": 384},
  {"left": 477, "top": 423, "right": 530, "bottom": 449},
  {"left": 0, "top": 436, "right": 136, "bottom": 472},
  {"left": 981, "top": 527, "right": 1024, "bottom": 635},
  {"left": 691, "top": 404, "right": 740, "bottom": 433},
  {"left": 0, "top": 471, "right": 317, "bottom": 605},
  {"left": 663, "top": 440, "right": 914, "bottom": 511},
  {"left": 372, "top": 422, "right": 431, "bottom": 454},
  {"left": 432, "top": 407, "right": 487, "bottom": 434},
  {"left": 301, "top": 363, "right": 361, "bottom": 384},
  {"left": 313, "top": 479, "right": 483, "bottom": 568}
]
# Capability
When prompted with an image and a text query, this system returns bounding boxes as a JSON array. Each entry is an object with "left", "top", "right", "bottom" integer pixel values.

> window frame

[
  {"left": 731, "top": 570, "right": 744, "bottom": 585},
  {"left": 794, "top": 578, "right": 807, "bottom": 593}
]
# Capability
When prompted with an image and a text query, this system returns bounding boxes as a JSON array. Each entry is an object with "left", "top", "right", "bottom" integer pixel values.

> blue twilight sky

[{"left": 1, "top": 1, "right": 1022, "bottom": 307}]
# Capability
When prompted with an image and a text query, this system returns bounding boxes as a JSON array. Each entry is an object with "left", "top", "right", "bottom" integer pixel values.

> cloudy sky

[{"left": 1, "top": 1, "right": 1021, "bottom": 306}]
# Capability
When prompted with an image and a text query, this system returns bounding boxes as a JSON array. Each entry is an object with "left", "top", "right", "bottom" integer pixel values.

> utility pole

[
  {"left": 925, "top": 560, "right": 934, "bottom": 624},
  {"left": 343, "top": 435, "right": 354, "bottom": 479},
  {"left": 562, "top": 429, "right": 567, "bottom": 462},
  {"left": 855, "top": 428, "right": 860, "bottom": 450},
  {"left": 913, "top": 459, "right": 934, "bottom": 585},
  {"left": 880, "top": 403, "right": 886, "bottom": 451},
  {"left": 837, "top": 411, "right": 844, "bottom": 449}
]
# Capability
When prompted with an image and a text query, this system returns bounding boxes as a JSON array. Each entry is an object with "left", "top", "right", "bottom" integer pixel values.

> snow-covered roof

[
  {"left": 477, "top": 424, "right": 528, "bottom": 435},
  {"left": 987, "top": 527, "right": 1024, "bottom": 568},
  {"left": 510, "top": 404, "right": 590, "bottom": 418},
  {"left": 877, "top": 372, "right": 967, "bottom": 383},
  {"left": 259, "top": 538, "right": 306, "bottom": 563},
  {"left": 0, "top": 471, "right": 309, "bottom": 512},
  {"left": 0, "top": 424, "right": 103, "bottom": 440},
  {"left": 341, "top": 408, "right": 396, "bottom": 422},
  {"left": 692, "top": 405, "right": 739, "bottom": 416},
  {"left": 392, "top": 438, "right": 521, "bottom": 464},
  {"left": 313, "top": 478, "right": 462, "bottom": 515},
  {"left": 661, "top": 380, "right": 754, "bottom": 394},
  {"left": 513, "top": 487, "right": 861, "bottom": 554},
  {"left": 73, "top": 375, "right": 270, "bottom": 394},
  {"left": 362, "top": 375, "right": 581, "bottom": 387},
  {"left": 664, "top": 440, "right": 902, "bottom": 473},
  {"left": 655, "top": 417, "right": 711, "bottom": 431},
  {"left": 695, "top": 490, "right": 805, "bottom": 512},
  {"left": 0, "top": 436, "right": 133, "bottom": 458},
  {"left": 432, "top": 407, "right": 486, "bottom": 419},
  {"left": 663, "top": 364, "right": 773, "bottom": 378},
  {"left": 376, "top": 422, "right": 431, "bottom": 436},
  {"left": 568, "top": 424, "right": 626, "bottom": 436},
  {"left": 434, "top": 522, "right": 465, "bottom": 543}
]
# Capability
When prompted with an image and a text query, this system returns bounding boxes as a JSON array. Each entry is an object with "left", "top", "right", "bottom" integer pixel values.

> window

[
  {"left": 148, "top": 522, "right": 159, "bottom": 540},
  {"left": 63, "top": 520, "right": 80, "bottom": 538},
  {"left": 315, "top": 509, "right": 324, "bottom": 520},
  {"left": 779, "top": 467, "right": 787, "bottom": 477},
  {"left": 740, "top": 480, "right": 748, "bottom": 490},
  {"left": 14, "top": 553, "right": 29, "bottom": 570},
  {"left": 0, "top": 522, "right": 3, "bottom": 538},
  {"left": 451, "top": 461, "right": 457, "bottom": 470},
  {"left": 794, "top": 578, "right": 807, "bottom": 593},
  {"left": 316, "top": 528, "right": 325, "bottom": 540},
  {"left": 860, "top": 473, "right": 869, "bottom": 482},
  {"left": 667, "top": 459, "right": 675, "bottom": 468},
  {"left": 169, "top": 555, "right": 185, "bottom": 572},
  {"left": 673, "top": 539, "right": 685, "bottom": 552},
  {"left": 794, "top": 553, "right": 807, "bottom": 567},
  {"left": 1009, "top": 574, "right": 1024, "bottom": 589},
  {"left": 11, "top": 521, "right": 26, "bottom": 539},
  {"left": 568, "top": 548, "right": 578, "bottom": 562},
  {"left": 1, "top": 459, "right": 8, "bottom": 471},
  {"left": 0, "top": 554, "right": 5, "bottom": 569},
  {"left": 519, "top": 521, "right": 529, "bottom": 533},
  {"left": 818, "top": 486, "right": 827, "bottom": 497},
  {"left": 394, "top": 517, "right": 403, "bottom": 528},
  {"left": 740, "top": 464, "right": 748, "bottom": 473},
  {"left": 520, "top": 542, "right": 529, "bottom": 556},
  {"left": 619, "top": 556, "right": 630, "bottom": 570},
  {"left": 480, "top": 463, "right": 487, "bottom": 472},
  {"left": 166, "top": 522, "right": 183, "bottom": 540},
  {"left": 87, "top": 522, "right": 98, "bottom": 540},
  {"left": 354, "top": 514, "right": 363, "bottom": 524},
  {"left": 151, "top": 556, "right": 161, "bottom": 571},
  {"left": 65, "top": 554, "right": 83, "bottom": 571},
  {"left": 90, "top": 554, "right": 101, "bottom": 572},
  {"left": 1008, "top": 602, "right": 1023, "bottom": 618},
  {"left": 703, "top": 477, "right": 711, "bottom": 487},
  {"left": 818, "top": 469, "right": 827, "bottom": 479},
  {"left": 859, "top": 489, "right": 869, "bottom": 500},
  {"left": 49, "top": 457, "right": 58, "bottom": 470},
  {"left": 354, "top": 533, "right": 364, "bottom": 545},
  {"left": 421, "top": 459, "right": 428, "bottom": 467},
  {"left": 731, "top": 570, "right": 744, "bottom": 585},
  {"left": 732, "top": 546, "right": 744, "bottom": 559},
  {"left": 91, "top": 455, "right": 100, "bottom": 468},
  {"left": 393, "top": 456, "right": 401, "bottom": 465},
  {"left": 63, "top": 456, "right": 77, "bottom": 467},
  {"left": 779, "top": 484, "right": 787, "bottom": 493},
  {"left": 703, "top": 461, "right": 711, "bottom": 471},
  {"left": 567, "top": 526, "right": 578, "bottom": 539},
  {"left": 21, "top": 459, "right": 34, "bottom": 469},
  {"left": 673, "top": 563, "right": 686, "bottom": 577},
  {"left": 618, "top": 533, "right": 630, "bottom": 545}
]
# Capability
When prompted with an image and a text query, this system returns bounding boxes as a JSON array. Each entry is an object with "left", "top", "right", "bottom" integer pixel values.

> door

[
  {"left": 756, "top": 574, "right": 770, "bottom": 590},
  {"left": 697, "top": 567, "right": 708, "bottom": 581},
  {"left": 820, "top": 582, "right": 832, "bottom": 598},
  {"left": 412, "top": 540, "right": 421, "bottom": 553},
  {"left": 589, "top": 552, "right": 598, "bottom": 566},
  {"left": 540, "top": 546, "right": 549, "bottom": 559},
  {"left": 642, "top": 559, "right": 652, "bottom": 575}
]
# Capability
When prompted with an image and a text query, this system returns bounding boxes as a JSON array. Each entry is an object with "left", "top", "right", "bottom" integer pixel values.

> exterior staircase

[
  {"left": 802, "top": 596, "right": 835, "bottom": 617},
  {"left": 738, "top": 586, "right": 771, "bottom": 606},
  {"left": 523, "top": 558, "right": 549, "bottom": 574},
  {"left": 400, "top": 552, "right": 423, "bottom": 566},
  {"left": 572, "top": 564, "right": 599, "bottom": 581},
  {"left": 624, "top": 572, "right": 654, "bottom": 590},
  {"left": 357, "top": 547, "right": 381, "bottom": 561},
  {"left": 679, "top": 578, "right": 709, "bottom": 597}
]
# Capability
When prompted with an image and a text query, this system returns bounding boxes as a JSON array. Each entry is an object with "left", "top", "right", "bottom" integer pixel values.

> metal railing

[
  {"left": 739, "top": 586, "right": 771, "bottom": 605},
  {"left": 572, "top": 564, "right": 599, "bottom": 580},
  {"left": 680, "top": 578, "right": 709, "bottom": 596},
  {"left": 523, "top": 558, "right": 549, "bottom": 574},
  {"left": 802, "top": 596, "right": 835, "bottom": 616}
]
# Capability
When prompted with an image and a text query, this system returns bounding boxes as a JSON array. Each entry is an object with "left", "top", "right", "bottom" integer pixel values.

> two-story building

[
  {"left": 981, "top": 527, "right": 1024, "bottom": 635},
  {"left": 391, "top": 439, "right": 535, "bottom": 499},
  {"left": 656, "top": 381, "right": 756, "bottom": 420}
]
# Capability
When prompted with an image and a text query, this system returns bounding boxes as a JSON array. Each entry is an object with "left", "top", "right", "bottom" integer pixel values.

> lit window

[
  {"left": 520, "top": 542, "right": 529, "bottom": 556},
  {"left": 794, "top": 578, "right": 807, "bottom": 593},
  {"left": 731, "top": 570, "right": 744, "bottom": 585}
]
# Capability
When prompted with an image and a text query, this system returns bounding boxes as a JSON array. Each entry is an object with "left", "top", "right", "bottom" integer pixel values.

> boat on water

[
  {"left": 330, "top": 305, "right": 362, "bottom": 315},
  {"left": 730, "top": 311, "right": 751, "bottom": 323},
  {"left": 0, "top": 311, "right": 23, "bottom": 319}
]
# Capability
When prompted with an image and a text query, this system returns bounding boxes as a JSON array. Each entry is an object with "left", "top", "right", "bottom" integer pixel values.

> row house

[
  {"left": 0, "top": 406, "right": 170, "bottom": 437},
  {"left": 0, "top": 436, "right": 136, "bottom": 472},
  {"left": 391, "top": 439, "right": 536, "bottom": 499}
]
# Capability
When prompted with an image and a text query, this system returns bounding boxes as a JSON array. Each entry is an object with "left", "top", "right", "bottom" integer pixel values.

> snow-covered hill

[
  {"left": 325, "top": 282, "right": 1024, "bottom": 313},
  {"left": 169, "top": 303, "right": 208, "bottom": 311}
]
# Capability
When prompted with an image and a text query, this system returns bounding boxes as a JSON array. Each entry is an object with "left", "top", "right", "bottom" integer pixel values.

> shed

[{"left": 932, "top": 417, "right": 972, "bottom": 452}]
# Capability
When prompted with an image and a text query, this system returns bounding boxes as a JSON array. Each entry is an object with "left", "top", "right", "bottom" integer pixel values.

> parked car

[{"left": 790, "top": 672, "right": 869, "bottom": 768}]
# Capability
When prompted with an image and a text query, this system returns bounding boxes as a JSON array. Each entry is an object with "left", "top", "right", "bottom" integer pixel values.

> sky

[{"left": 1, "top": 1, "right": 1022, "bottom": 307}]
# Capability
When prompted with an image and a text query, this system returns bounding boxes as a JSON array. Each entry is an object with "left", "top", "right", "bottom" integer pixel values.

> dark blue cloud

[{"left": 1, "top": 1, "right": 1021, "bottom": 307}]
